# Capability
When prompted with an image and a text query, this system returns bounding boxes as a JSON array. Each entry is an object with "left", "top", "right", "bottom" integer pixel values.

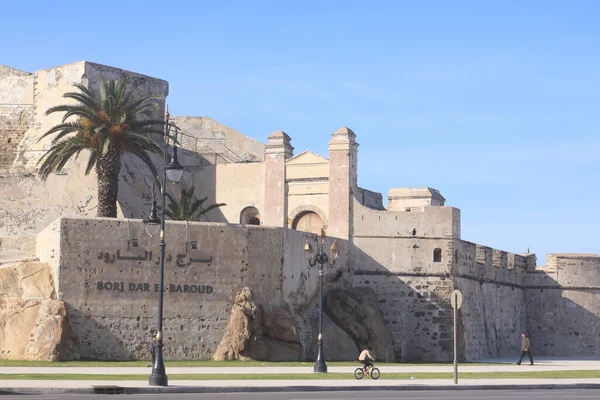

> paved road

[{"left": 2, "top": 389, "right": 600, "bottom": 400}]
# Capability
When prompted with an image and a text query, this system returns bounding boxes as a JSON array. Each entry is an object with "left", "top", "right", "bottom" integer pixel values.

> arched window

[
  {"left": 292, "top": 211, "right": 323, "bottom": 235},
  {"left": 433, "top": 248, "right": 442, "bottom": 263},
  {"left": 240, "top": 207, "right": 260, "bottom": 225}
]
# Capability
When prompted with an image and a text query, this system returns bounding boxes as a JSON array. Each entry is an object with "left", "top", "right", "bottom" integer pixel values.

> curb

[{"left": 4, "top": 383, "right": 600, "bottom": 395}]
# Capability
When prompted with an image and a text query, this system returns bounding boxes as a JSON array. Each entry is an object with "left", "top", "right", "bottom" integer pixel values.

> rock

[
  {"left": 18, "top": 262, "right": 55, "bottom": 298},
  {"left": 0, "top": 298, "right": 41, "bottom": 359},
  {"left": 213, "top": 288, "right": 302, "bottom": 361},
  {"left": 260, "top": 304, "right": 301, "bottom": 360},
  {"left": 324, "top": 288, "right": 396, "bottom": 361},
  {"left": 0, "top": 262, "right": 55, "bottom": 298},
  {"left": 24, "top": 299, "right": 67, "bottom": 361},
  {"left": 324, "top": 315, "right": 362, "bottom": 360},
  {"left": 0, "top": 262, "right": 65, "bottom": 361},
  {"left": 213, "top": 287, "right": 263, "bottom": 360}
]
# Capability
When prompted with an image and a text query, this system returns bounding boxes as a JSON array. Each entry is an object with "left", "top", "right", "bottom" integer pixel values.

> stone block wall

[
  {"left": 352, "top": 272, "right": 455, "bottom": 361},
  {"left": 353, "top": 199, "right": 460, "bottom": 239},
  {"left": 524, "top": 254, "right": 600, "bottom": 357},
  {"left": 37, "top": 217, "right": 334, "bottom": 361},
  {"left": 0, "top": 105, "right": 32, "bottom": 170},
  {"left": 452, "top": 240, "right": 532, "bottom": 360}
]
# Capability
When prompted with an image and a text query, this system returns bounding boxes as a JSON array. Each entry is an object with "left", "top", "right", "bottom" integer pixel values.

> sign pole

[
  {"left": 450, "top": 289, "right": 462, "bottom": 385},
  {"left": 453, "top": 293, "right": 458, "bottom": 384}
]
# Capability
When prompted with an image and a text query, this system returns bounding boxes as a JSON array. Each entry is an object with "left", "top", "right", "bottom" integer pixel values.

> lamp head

[
  {"left": 304, "top": 239, "right": 313, "bottom": 261},
  {"left": 166, "top": 147, "right": 183, "bottom": 183},
  {"left": 318, "top": 228, "right": 326, "bottom": 248},
  {"left": 143, "top": 200, "right": 160, "bottom": 236},
  {"left": 330, "top": 240, "right": 339, "bottom": 262}
]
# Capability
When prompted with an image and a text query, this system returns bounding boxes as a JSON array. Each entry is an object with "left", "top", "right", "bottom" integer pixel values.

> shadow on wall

[
  {"left": 211, "top": 237, "right": 456, "bottom": 363},
  {"left": 46, "top": 219, "right": 463, "bottom": 362},
  {"left": 524, "top": 265, "right": 600, "bottom": 359},
  {"left": 118, "top": 149, "right": 228, "bottom": 224}
]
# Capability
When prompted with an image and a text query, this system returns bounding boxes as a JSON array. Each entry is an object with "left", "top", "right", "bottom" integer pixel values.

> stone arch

[
  {"left": 239, "top": 205, "right": 261, "bottom": 225},
  {"left": 288, "top": 205, "right": 328, "bottom": 234}
]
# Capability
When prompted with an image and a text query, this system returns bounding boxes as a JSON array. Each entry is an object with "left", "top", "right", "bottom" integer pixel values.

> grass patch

[{"left": 0, "top": 370, "right": 599, "bottom": 380}]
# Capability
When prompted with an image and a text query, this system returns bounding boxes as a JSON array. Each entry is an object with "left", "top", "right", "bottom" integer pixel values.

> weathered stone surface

[
  {"left": 0, "top": 298, "right": 41, "bottom": 359},
  {"left": 24, "top": 299, "right": 67, "bottom": 361},
  {"left": 18, "top": 262, "right": 55, "bottom": 298},
  {"left": 0, "top": 260, "right": 65, "bottom": 361},
  {"left": 259, "top": 304, "right": 301, "bottom": 360},
  {"left": 0, "top": 262, "right": 54, "bottom": 298},
  {"left": 0, "top": 298, "right": 67, "bottom": 361},
  {"left": 213, "top": 288, "right": 303, "bottom": 361},
  {"left": 213, "top": 287, "right": 261, "bottom": 361},
  {"left": 324, "top": 288, "right": 396, "bottom": 362},
  {"left": 2, "top": 59, "right": 599, "bottom": 363}
]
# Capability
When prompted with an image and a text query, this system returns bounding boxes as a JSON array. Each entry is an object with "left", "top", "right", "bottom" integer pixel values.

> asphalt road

[{"left": 3, "top": 390, "right": 600, "bottom": 400}]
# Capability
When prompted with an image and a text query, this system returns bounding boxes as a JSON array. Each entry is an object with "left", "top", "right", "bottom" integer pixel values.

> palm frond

[
  {"left": 38, "top": 76, "right": 166, "bottom": 218},
  {"left": 37, "top": 136, "right": 93, "bottom": 180},
  {"left": 38, "top": 121, "right": 84, "bottom": 143}
]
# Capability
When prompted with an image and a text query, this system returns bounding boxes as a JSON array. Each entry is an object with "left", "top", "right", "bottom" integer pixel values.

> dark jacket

[
  {"left": 149, "top": 339, "right": 156, "bottom": 356},
  {"left": 521, "top": 336, "right": 531, "bottom": 351}
]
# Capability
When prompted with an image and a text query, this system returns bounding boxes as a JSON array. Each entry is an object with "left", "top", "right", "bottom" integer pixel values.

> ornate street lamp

[
  {"left": 304, "top": 228, "right": 338, "bottom": 373},
  {"left": 143, "top": 108, "right": 184, "bottom": 387}
]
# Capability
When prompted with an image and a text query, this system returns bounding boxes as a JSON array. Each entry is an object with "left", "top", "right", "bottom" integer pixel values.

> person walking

[
  {"left": 148, "top": 333, "right": 157, "bottom": 368},
  {"left": 516, "top": 333, "right": 534, "bottom": 365}
]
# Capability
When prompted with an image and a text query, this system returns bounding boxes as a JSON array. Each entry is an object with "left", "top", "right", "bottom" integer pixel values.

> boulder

[
  {"left": 324, "top": 288, "right": 396, "bottom": 361},
  {"left": 24, "top": 299, "right": 68, "bottom": 361},
  {"left": 213, "top": 287, "right": 302, "bottom": 361},
  {"left": 260, "top": 304, "right": 301, "bottom": 360},
  {"left": 213, "top": 287, "right": 262, "bottom": 360},
  {"left": 0, "top": 262, "right": 55, "bottom": 298},
  {"left": 0, "top": 262, "right": 65, "bottom": 360},
  {"left": 0, "top": 298, "right": 41, "bottom": 359}
]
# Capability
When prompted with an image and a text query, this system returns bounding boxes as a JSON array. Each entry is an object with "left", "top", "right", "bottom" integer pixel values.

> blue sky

[{"left": 2, "top": 1, "right": 599, "bottom": 263}]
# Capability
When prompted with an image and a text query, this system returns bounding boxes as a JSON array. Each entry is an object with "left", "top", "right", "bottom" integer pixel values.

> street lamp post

[
  {"left": 143, "top": 109, "right": 184, "bottom": 387},
  {"left": 304, "top": 229, "right": 338, "bottom": 373}
]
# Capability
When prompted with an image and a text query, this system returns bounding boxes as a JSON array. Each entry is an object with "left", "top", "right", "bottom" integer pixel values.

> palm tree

[
  {"left": 37, "top": 78, "right": 163, "bottom": 217},
  {"left": 165, "top": 186, "right": 226, "bottom": 221}
]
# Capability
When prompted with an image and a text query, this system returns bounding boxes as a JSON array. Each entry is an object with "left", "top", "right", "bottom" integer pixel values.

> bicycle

[{"left": 354, "top": 363, "right": 380, "bottom": 380}]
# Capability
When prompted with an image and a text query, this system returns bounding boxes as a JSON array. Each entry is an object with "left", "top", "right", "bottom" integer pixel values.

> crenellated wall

[
  {"left": 3, "top": 60, "right": 600, "bottom": 363},
  {"left": 451, "top": 240, "right": 534, "bottom": 360},
  {"left": 525, "top": 254, "right": 600, "bottom": 357}
]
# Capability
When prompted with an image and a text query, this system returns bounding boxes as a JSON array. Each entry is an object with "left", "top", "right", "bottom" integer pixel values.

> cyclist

[{"left": 358, "top": 346, "right": 375, "bottom": 374}]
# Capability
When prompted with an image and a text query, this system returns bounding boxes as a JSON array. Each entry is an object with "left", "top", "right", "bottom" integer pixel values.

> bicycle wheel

[
  {"left": 370, "top": 367, "right": 380, "bottom": 380},
  {"left": 354, "top": 367, "right": 365, "bottom": 380}
]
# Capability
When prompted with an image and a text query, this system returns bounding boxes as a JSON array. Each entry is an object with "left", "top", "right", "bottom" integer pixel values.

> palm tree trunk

[{"left": 96, "top": 148, "right": 122, "bottom": 218}]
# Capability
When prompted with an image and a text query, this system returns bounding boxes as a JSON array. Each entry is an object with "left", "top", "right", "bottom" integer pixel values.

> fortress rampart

[{"left": 2, "top": 60, "right": 600, "bottom": 362}]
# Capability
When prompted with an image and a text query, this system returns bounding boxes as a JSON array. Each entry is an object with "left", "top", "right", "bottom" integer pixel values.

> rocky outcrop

[
  {"left": 324, "top": 288, "right": 397, "bottom": 361},
  {"left": 259, "top": 304, "right": 302, "bottom": 360},
  {"left": 0, "top": 261, "right": 67, "bottom": 361},
  {"left": 213, "top": 287, "right": 302, "bottom": 361},
  {"left": 213, "top": 287, "right": 261, "bottom": 360}
]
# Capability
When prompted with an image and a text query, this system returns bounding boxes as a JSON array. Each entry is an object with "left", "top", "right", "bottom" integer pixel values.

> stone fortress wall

[{"left": 2, "top": 60, "right": 600, "bottom": 362}]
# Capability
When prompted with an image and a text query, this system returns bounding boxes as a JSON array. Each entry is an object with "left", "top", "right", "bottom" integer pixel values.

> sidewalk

[{"left": 2, "top": 357, "right": 600, "bottom": 394}]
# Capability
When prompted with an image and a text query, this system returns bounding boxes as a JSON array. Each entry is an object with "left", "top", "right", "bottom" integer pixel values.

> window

[
  {"left": 240, "top": 207, "right": 260, "bottom": 225},
  {"left": 433, "top": 248, "right": 442, "bottom": 263}
]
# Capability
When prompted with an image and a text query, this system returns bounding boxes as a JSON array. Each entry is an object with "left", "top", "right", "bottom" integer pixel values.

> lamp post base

[
  {"left": 314, "top": 360, "right": 328, "bottom": 373},
  {"left": 314, "top": 340, "right": 327, "bottom": 373},
  {"left": 149, "top": 373, "right": 168, "bottom": 387}
]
